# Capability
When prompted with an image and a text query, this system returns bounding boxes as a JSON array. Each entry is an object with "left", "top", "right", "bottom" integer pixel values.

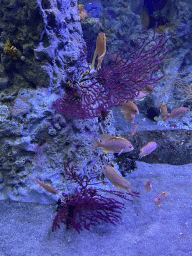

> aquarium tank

[{"left": 0, "top": 0, "right": 192, "bottom": 255}]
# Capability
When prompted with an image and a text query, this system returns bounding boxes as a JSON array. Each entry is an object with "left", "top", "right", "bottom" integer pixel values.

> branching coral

[
  {"left": 53, "top": 27, "right": 172, "bottom": 119},
  {"left": 52, "top": 161, "right": 139, "bottom": 233}
]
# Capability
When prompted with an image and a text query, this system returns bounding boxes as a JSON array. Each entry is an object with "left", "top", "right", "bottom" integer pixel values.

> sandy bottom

[{"left": 1, "top": 161, "right": 192, "bottom": 256}]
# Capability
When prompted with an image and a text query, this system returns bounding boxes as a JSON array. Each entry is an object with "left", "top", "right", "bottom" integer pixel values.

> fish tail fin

[
  {"left": 125, "top": 186, "right": 132, "bottom": 193},
  {"left": 126, "top": 186, "right": 139, "bottom": 196},
  {"left": 88, "top": 137, "right": 102, "bottom": 149}
]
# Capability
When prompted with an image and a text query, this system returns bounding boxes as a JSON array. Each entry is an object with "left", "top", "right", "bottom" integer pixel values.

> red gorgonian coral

[
  {"left": 52, "top": 161, "right": 139, "bottom": 233},
  {"left": 53, "top": 27, "right": 172, "bottom": 119}
]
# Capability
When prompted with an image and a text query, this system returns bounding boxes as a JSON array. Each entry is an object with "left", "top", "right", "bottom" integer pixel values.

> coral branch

[
  {"left": 52, "top": 161, "right": 139, "bottom": 233},
  {"left": 53, "top": 27, "right": 172, "bottom": 119}
]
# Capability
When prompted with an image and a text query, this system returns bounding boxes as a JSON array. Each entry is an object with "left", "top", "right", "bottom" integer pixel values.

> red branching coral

[
  {"left": 52, "top": 161, "right": 139, "bottom": 233},
  {"left": 53, "top": 26, "right": 172, "bottom": 119}
]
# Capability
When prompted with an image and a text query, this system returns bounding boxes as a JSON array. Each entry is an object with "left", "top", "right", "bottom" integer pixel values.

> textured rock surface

[
  {"left": 0, "top": 0, "right": 115, "bottom": 203},
  {"left": 0, "top": 0, "right": 192, "bottom": 204},
  {"left": 1, "top": 162, "right": 192, "bottom": 256}
]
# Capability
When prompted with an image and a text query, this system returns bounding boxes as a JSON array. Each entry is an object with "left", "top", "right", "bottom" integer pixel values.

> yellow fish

[
  {"left": 123, "top": 112, "right": 135, "bottom": 124},
  {"left": 154, "top": 192, "right": 169, "bottom": 207},
  {"left": 35, "top": 178, "right": 58, "bottom": 195},
  {"left": 102, "top": 165, "right": 132, "bottom": 193},
  {"left": 167, "top": 107, "right": 190, "bottom": 119},
  {"left": 90, "top": 134, "right": 134, "bottom": 156},
  {"left": 121, "top": 101, "right": 139, "bottom": 115},
  {"left": 158, "top": 101, "right": 168, "bottom": 122},
  {"left": 91, "top": 32, "right": 106, "bottom": 70},
  {"left": 128, "top": 124, "right": 138, "bottom": 137},
  {"left": 78, "top": 4, "right": 88, "bottom": 20}
]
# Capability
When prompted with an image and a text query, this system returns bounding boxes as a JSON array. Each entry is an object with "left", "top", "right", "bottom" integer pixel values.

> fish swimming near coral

[
  {"left": 121, "top": 101, "right": 139, "bottom": 115},
  {"left": 102, "top": 165, "right": 132, "bottom": 193},
  {"left": 35, "top": 178, "right": 58, "bottom": 195},
  {"left": 144, "top": 179, "right": 152, "bottom": 192},
  {"left": 158, "top": 101, "right": 168, "bottom": 122},
  {"left": 78, "top": 4, "right": 88, "bottom": 20},
  {"left": 139, "top": 141, "right": 158, "bottom": 159},
  {"left": 123, "top": 112, "right": 135, "bottom": 123},
  {"left": 167, "top": 107, "right": 190, "bottom": 119},
  {"left": 91, "top": 32, "right": 106, "bottom": 70},
  {"left": 90, "top": 134, "right": 134, "bottom": 156},
  {"left": 121, "top": 101, "right": 139, "bottom": 123},
  {"left": 144, "top": 84, "right": 154, "bottom": 94},
  {"left": 154, "top": 192, "right": 169, "bottom": 207},
  {"left": 128, "top": 124, "right": 138, "bottom": 137}
]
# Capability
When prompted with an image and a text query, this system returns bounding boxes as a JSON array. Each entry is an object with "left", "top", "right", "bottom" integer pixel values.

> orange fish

[
  {"left": 121, "top": 101, "right": 139, "bottom": 115},
  {"left": 90, "top": 134, "right": 134, "bottom": 156},
  {"left": 158, "top": 101, "right": 168, "bottom": 122},
  {"left": 102, "top": 165, "right": 132, "bottom": 193},
  {"left": 91, "top": 32, "right": 106, "bottom": 70},
  {"left": 35, "top": 178, "right": 58, "bottom": 195},
  {"left": 123, "top": 112, "right": 135, "bottom": 123},
  {"left": 144, "top": 179, "right": 152, "bottom": 192},
  {"left": 154, "top": 192, "right": 169, "bottom": 207},
  {"left": 144, "top": 84, "right": 154, "bottom": 94},
  {"left": 167, "top": 107, "right": 190, "bottom": 119},
  {"left": 128, "top": 124, "right": 138, "bottom": 137},
  {"left": 139, "top": 141, "right": 158, "bottom": 159},
  {"left": 78, "top": 4, "right": 88, "bottom": 20}
]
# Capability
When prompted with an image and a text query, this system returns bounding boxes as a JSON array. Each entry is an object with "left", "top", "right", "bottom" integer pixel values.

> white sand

[{"left": 1, "top": 161, "right": 192, "bottom": 256}]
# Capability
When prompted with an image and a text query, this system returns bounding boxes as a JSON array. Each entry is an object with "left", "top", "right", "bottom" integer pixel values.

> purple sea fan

[
  {"left": 53, "top": 27, "right": 172, "bottom": 119},
  {"left": 52, "top": 161, "right": 139, "bottom": 233},
  {"left": 92, "top": 27, "right": 172, "bottom": 107}
]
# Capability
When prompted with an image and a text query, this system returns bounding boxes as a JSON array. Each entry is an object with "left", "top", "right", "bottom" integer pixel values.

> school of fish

[
  {"left": 35, "top": 32, "right": 190, "bottom": 211},
  {"left": 88, "top": 90, "right": 190, "bottom": 206}
]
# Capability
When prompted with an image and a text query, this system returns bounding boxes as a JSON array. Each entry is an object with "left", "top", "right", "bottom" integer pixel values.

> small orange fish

[
  {"left": 123, "top": 112, "right": 135, "bottom": 123},
  {"left": 167, "top": 107, "right": 190, "bottom": 119},
  {"left": 158, "top": 101, "right": 168, "bottom": 122},
  {"left": 121, "top": 101, "right": 139, "bottom": 115},
  {"left": 91, "top": 32, "right": 106, "bottom": 70},
  {"left": 144, "top": 84, "right": 154, "bottom": 94},
  {"left": 154, "top": 192, "right": 169, "bottom": 207},
  {"left": 78, "top": 4, "right": 88, "bottom": 20},
  {"left": 139, "top": 141, "right": 158, "bottom": 159},
  {"left": 144, "top": 179, "right": 152, "bottom": 192},
  {"left": 102, "top": 165, "right": 132, "bottom": 193},
  {"left": 90, "top": 134, "right": 134, "bottom": 156},
  {"left": 35, "top": 178, "right": 58, "bottom": 195},
  {"left": 128, "top": 124, "right": 138, "bottom": 137}
]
